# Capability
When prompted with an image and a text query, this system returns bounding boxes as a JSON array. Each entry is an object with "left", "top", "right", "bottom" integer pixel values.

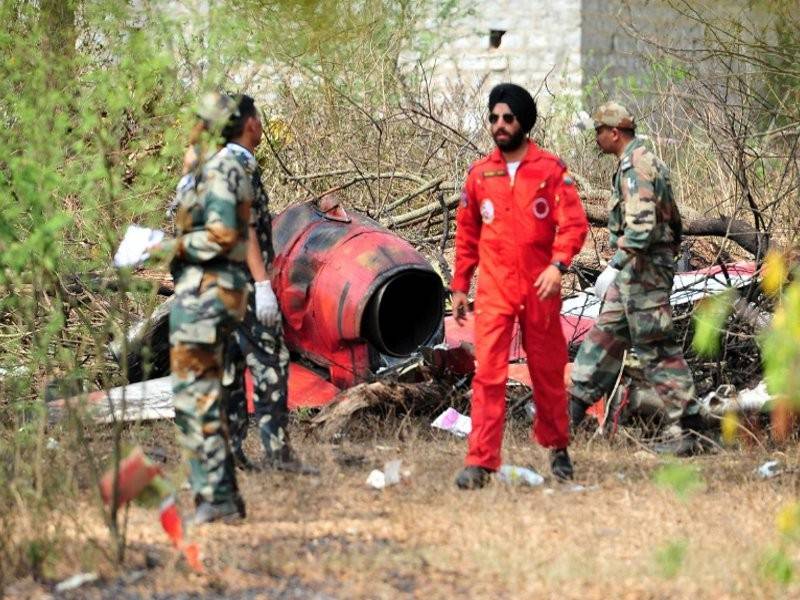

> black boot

[
  {"left": 233, "top": 447, "right": 262, "bottom": 472},
  {"left": 569, "top": 396, "right": 590, "bottom": 432},
  {"left": 652, "top": 430, "right": 711, "bottom": 457},
  {"left": 191, "top": 495, "right": 245, "bottom": 525},
  {"left": 455, "top": 466, "right": 492, "bottom": 490},
  {"left": 550, "top": 448, "right": 574, "bottom": 481}
]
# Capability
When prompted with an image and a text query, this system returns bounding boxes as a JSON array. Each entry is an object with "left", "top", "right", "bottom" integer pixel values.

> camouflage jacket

[
  {"left": 172, "top": 144, "right": 252, "bottom": 290},
  {"left": 608, "top": 138, "right": 682, "bottom": 269},
  {"left": 225, "top": 143, "right": 275, "bottom": 271}
]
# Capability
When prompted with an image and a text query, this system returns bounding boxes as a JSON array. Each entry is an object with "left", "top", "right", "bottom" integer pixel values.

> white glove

[
  {"left": 254, "top": 280, "right": 280, "bottom": 327},
  {"left": 593, "top": 265, "right": 620, "bottom": 300}
]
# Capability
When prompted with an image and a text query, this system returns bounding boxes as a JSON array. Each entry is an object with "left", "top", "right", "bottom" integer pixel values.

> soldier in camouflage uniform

[
  {"left": 176, "top": 95, "right": 316, "bottom": 475},
  {"left": 169, "top": 92, "right": 257, "bottom": 523},
  {"left": 224, "top": 133, "right": 318, "bottom": 476},
  {"left": 569, "top": 102, "right": 700, "bottom": 450}
]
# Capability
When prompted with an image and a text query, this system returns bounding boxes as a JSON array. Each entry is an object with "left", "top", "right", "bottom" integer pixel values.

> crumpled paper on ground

[
  {"left": 366, "top": 459, "right": 404, "bottom": 489},
  {"left": 431, "top": 407, "right": 472, "bottom": 438}
]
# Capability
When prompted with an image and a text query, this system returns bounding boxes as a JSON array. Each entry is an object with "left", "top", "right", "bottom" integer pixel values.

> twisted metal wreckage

[{"left": 48, "top": 195, "right": 773, "bottom": 438}]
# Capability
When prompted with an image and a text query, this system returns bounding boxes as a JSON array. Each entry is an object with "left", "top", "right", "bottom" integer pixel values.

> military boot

[
  {"left": 191, "top": 494, "right": 246, "bottom": 525},
  {"left": 233, "top": 447, "right": 262, "bottom": 472},
  {"left": 652, "top": 430, "right": 712, "bottom": 457},
  {"left": 550, "top": 448, "right": 574, "bottom": 481},
  {"left": 265, "top": 444, "right": 320, "bottom": 476},
  {"left": 569, "top": 396, "right": 590, "bottom": 432},
  {"left": 455, "top": 466, "right": 492, "bottom": 490}
]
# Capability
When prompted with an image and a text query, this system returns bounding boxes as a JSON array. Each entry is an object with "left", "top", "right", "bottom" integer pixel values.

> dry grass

[{"left": 5, "top": 419, "right": 800, "bottom": 599}]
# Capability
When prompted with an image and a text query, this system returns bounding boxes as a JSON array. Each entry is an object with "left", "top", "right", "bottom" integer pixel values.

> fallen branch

[
  {"left": 580, "top": 196, "right": 766, "bottom": 257},
  {"left": 383, "top": 193, "right": 460, "bottom": 229},
  {"left": 381, "top": 177, "right": 444, "bottom": 214}
]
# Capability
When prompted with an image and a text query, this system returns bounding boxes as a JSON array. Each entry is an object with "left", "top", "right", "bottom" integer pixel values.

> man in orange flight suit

[{"left": 451, "top": 83, "right": 589, "bottom": 489}]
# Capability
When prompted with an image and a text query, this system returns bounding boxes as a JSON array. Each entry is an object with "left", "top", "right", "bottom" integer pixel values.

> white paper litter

[
  {"left": 55, "top": 572, "right": 98, "bottom": 593},
  {"left": 114, "top": 225, "right": 165, "bottom": 267},
  {"left": 431, "top": 407, "right": 472, "bottom": 437},
  {"left": 366, "top": 469, "right": 386, "bottom": 489},
  {"left": 366, "top": 459, "right": 404, "bottom": 489},
  {"left": 757, "top": 460, "right": 781, "bottom": 479}
]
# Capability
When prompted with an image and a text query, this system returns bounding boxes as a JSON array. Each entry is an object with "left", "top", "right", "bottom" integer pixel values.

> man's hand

[
  {"left": 254, "top": 280, "right": 280, "bottom": 327},
  {"left": 534, "top": 264, "right": 562, "bottom": 299},
  {"left": 451, "top": 291, "right": 469, "bottom": 326},
  {"left": 593, "top": 265, "right": 620, "bottom": 300}
]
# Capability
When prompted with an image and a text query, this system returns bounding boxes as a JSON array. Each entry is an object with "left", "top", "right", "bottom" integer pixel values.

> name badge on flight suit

[{"left": 480, "top": 199, "right": 495, "bottom": 224}]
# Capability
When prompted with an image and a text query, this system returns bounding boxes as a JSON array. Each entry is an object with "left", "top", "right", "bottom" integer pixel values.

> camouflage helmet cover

[
  {"left": 592, "top": 101, "right": 636, "bottom": 130},
  {"left": 196, "top": 91, "right": 240, "bottom": 132}
]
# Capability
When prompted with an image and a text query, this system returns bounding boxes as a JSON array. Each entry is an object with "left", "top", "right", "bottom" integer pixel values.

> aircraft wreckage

[{"left": 48, "top": 197, "right": 770, "bottom": 432}]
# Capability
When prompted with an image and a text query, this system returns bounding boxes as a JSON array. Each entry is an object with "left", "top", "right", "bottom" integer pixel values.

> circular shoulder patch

[
  {"left": 532, "top": 197, "right": 550, "bottom": 219},
  {"left": 480, "top": 199, "right": 495, "bottom": 224}
]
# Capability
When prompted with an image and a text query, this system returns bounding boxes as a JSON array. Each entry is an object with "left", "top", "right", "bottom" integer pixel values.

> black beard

[{"left": 494, "top": 128, "right": 526, "bottom": 152}]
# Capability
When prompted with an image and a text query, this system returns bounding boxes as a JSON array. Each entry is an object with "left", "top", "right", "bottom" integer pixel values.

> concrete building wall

[
  {"left": 425, "top": 0, "right": 767, "bottom": 110},
  {"left": 580, "top": 0, "right": 707, "bottom": 99},
  {"left": 423, "top": 0, "right": 583, "bottom": 107}
]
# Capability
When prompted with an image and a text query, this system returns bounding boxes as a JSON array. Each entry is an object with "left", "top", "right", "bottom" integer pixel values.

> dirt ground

[{"left": 6, "top": 420, "right": 800, "bottom": 600}]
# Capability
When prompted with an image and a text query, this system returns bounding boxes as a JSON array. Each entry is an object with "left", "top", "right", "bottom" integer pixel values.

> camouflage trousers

[
  {"left": 170, "top": 269, "right": 248, "bottom": 505},
  {"left": 570, "top": 257, "right": 697, "bottom": 428},
  {"left": 226, "top": 294, "right": 291, "bottom": 459}
]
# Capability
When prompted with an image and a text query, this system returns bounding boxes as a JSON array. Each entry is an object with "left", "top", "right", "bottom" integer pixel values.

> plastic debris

[
  {"left": 160, "top": 496, "right": 203, "bottom": 572},
  {"left": 757, "top": 460, "right": 781, "bottom": 479},
  {"left": 99, "top": 447, "right": 162, "bottom": 509},
  {"left": 431, "top": 407, "right": 472, "bottom": 437},
  {"left": 566, "top": 484, "right": 600, "bottom": 493},
  {"left": 54, "top": 572, "right": 98, "bottom": 593},
  {"left": 383, "top": 459, "right": 402, "bottom": 486},
  {"left": 696, "top": 381, "right": 773, "bottom": 416},
  {"left": 497, "top": 465, "right": 544, "bottom": 487},
  {"left": 737, "top": 381, "right": 772, "bottom": 411},
  {"left": 544, "top": 484, "right": 600, "bottom": 494},
  {"left": 366, "top": 459, "right": 404, "bottom": 489}
]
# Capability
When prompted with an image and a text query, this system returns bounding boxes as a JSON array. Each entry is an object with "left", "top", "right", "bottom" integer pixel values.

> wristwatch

[{"left": 551, "top": 260, "right": 569, "bottom": 274}]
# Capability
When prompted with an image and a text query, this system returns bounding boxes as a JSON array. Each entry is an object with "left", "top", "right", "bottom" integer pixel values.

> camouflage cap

[
  {"left": 196, "top": 91, "right": 240, "bottom": 132},
  {"left": 592, "top": 101, "right": 636, "bottom": 130}
]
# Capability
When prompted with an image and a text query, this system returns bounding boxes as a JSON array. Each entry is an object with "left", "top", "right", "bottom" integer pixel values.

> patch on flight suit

[
  {"left": 563, "top": 174, "right": 574, "bottom": 185},
  {"left": 480, "top": 199, "right": 495, "bottom": 224},
  {"left": 532, "top": 197, "right": 550, "bottom": 219},
  {"left": 482, "top": 169, "right": 507, "bottom": 178}
]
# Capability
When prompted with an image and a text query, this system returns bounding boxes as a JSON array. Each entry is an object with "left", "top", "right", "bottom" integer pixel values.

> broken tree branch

[{"left": 580, "top": 196, "right": 767, "bottom": 256}]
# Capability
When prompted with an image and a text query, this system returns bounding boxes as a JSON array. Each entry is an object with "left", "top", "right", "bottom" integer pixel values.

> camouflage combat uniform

[
  {"left": 570, "top": 133, "right": 697, "bottom": 428},
  {"left": 222, "top": 143, "right": 292, "bottom": 462},
  {"left": 170, "top": 143, "right": 252, "bottom": 505}
]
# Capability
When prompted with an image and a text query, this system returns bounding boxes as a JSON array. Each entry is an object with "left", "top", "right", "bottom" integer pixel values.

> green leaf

[
  {"left": 762, "top": 547, "right": 794, "bottom": 584},
  {"left": 692, "top": 288, "right": 736, "bottom": 357},
  {"left": 653, "top": 462, "right": 704, "bottom": 500},
  {"left": 654, "top": 538, "right": 687, "bottom": 578}
]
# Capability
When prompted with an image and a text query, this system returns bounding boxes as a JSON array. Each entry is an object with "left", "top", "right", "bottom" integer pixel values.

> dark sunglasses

[{"left": 489, "top": 113, "right": 516, "bottom": 125}]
